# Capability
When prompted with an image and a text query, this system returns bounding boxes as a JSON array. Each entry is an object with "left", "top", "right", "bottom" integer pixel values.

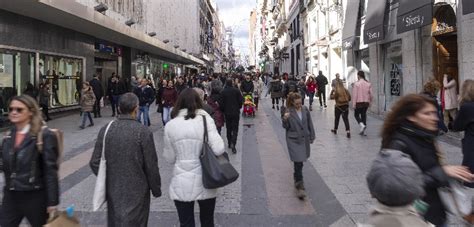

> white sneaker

[{"left": 359, "top": 122, "right": 366, "bottom": 135}]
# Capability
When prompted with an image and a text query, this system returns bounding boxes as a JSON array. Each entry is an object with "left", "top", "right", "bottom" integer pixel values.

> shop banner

[{"left": 397, "top": 0, "right": 433, "bottom": 34}]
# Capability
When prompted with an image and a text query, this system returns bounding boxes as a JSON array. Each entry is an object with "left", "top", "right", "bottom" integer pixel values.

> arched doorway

[{"left": 432, "top": 3, "right": 458, "bottom": 87}]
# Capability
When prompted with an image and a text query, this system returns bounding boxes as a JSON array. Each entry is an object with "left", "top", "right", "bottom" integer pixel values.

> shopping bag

[
  {"left": 43, "top": 211, "right": 80, "bottom": 227},
  {"left": 100, "top": 97, "right": 104, "bottom": 108},
  {"left": 438, "top": 179, "right": 472, "bottom": 216},
  {"left": 92, "top": 120, "right": 115, "bottom": 211}
]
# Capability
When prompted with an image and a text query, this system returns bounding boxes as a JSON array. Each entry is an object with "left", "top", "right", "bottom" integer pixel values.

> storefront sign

[
  {"left": 432, "top": 22, "right": 456, "bottom": 36},
  {"left": 342, "top": 38, "right": 354, "bottom": 50},
  {"left": 397, "top": 1, "right": 433, "bottom": 34},
  {"left": 341, "top": 0, "right": 361, "bottom": 50},
  {"left": 463, "top": 0, "right": 474, "bottom": 15},
  {"left": 364, "top": 27, "right": 383, "bottom": 44},
  {"left": 364, "top": 0, "right": 387, "bottom": 44}
]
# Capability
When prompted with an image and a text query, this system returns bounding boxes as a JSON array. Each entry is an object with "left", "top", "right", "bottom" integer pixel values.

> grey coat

[
  {"left": 282, "top": 106, "right": 315, "bottom": 162},
  {"left": 90, "top": 116, "right": 161, "bottom": 227}
]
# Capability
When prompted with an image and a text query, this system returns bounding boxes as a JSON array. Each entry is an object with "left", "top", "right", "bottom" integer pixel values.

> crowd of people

[{"left": 2, "top": 67, "right": 474, "bottom": 227}]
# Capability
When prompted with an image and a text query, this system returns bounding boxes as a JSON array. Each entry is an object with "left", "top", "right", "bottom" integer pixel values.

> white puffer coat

[{"left": 163, "top": 109, "right": 225, "bottom": 201}]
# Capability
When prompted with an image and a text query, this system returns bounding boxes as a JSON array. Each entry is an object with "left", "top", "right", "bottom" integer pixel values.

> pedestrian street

[{"left": 0, "top": 97, "right": 468, "bottom": 226}]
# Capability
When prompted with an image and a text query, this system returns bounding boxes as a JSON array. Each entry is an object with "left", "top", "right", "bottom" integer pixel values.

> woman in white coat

[
  {"left": 164, "top": 88, "right": 225, "bottom": 227},
  {"left": 443, "top": 74, "right": 458, "bottom": 128}
]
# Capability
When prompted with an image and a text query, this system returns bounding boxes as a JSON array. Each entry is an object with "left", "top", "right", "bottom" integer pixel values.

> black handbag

[{"left": 200, "top": 115, "right": 239, "bottom": 189}]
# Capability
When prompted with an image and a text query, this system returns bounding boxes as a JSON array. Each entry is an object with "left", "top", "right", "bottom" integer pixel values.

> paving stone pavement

[{"left": 0, "top": 95, "right": 471, "bottom": 226}]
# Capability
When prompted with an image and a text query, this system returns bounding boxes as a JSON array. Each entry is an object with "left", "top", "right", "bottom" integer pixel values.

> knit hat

[{"left": 366, "top": 149, "right": 425, "bottom": 206}]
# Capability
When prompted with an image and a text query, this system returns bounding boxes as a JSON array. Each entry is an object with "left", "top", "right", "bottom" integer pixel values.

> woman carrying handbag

[{"left": 163, "top": 88, "right": 226, "bottom": 227}]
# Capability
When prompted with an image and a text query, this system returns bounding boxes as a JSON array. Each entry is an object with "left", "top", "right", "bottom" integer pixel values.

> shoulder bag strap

[
  {"left": 201, "top": 115, "right": 209, "bottom": 157},
  {"left": 101, "top": 120, "right": 115, "bottom": 161}
]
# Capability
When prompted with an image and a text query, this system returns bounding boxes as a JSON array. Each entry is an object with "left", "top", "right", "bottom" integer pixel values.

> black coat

[
  {"left": 384, "top": 121, "right": 449, "bottom": 226},
  {"left": 218, "top": 86, "right": 243, "bottom": 116},
  {"left": 89, "top": 78, "right": 104, "bottom": 99},
  {"left": 240, "top": 80, "right": 254, "bottom": 94},
  {"left": 133, "top": 85, "right": 155, "bottom": 106},
  {"left": 1, "top": 127, "right": 60, "bottom": 207},
  {"left": 315, "top": 75, "right": 328, "bottom": 91},
  {"left": 454, "top": 102, "right": 474, "bottom": 187}
]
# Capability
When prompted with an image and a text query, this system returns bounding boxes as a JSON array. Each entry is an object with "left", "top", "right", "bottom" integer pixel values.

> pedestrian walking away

[
  {"left": 381, "top": 94, "right": 474, "bottom": 226},
  {"left": 282, "top": 92, "right": 315, "bottom": 200},
  {"left": 421, "top": 79, "right": 447, "bottom": 134},
  {"left": 134, "top": 78, "right": 155, "bottom": 126},
  {"left": 80, "top": 82, "right": 96, "bottom": 129},
  {"left": 330, "top": 80, "right": 351, "bottom": 138},
  {"left": 89, "top": 74, "right": 104, "bottom": 118},
  {"left": 266, "top": 75, "right": 283, "bottom": 110},
  {"left": 253, "top": 75, "right": 264, "bottom": 110},
  {"left": 315, "top": 71, "right": 329, "bottom": 108},
  {"left": 365, "top": 149, "right": 431, "bottom": 227},
  {"left": 90, "top": 93, "right": 162, "bottom": 227},
  {"left": 39, "top": 83, "right": 52, "bottom": 121},
  {"left": 0, "top": 95, "right": 60, "bottom": 227},
  {"left": 297, "top": 78, "right": 307, "bottom": 106},
  {"left": 163, "top": 88, "right": 225, "bottom": 227},
  {"left": 306, "top": 76, "right": 317, "bottom": 111},
  {"left": 219, "top": 79, "right": 244, "bottom": 154},
  {"left": 161, "top": 80, "right": 178, "bottom": 126},
  {"left": 352, "top": 71, "right": 372, "bottom": 136}
]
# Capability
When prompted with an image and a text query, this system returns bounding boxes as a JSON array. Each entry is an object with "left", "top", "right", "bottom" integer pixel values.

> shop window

[{"left": 39, "top": 54, "right": 83, "bottom": 107}]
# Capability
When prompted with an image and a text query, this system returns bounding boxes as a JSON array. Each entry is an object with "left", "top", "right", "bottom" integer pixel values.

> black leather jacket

[{"left": 0, "top": 127, "right": 59, "bottom": 206}]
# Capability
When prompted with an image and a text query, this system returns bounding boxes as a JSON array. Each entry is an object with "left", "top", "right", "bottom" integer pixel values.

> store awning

[
  {"left": 342, "top": 0, "right": 361, "bottom": 50},
  {"left": 397, "top": 0, "right": 433, "bottom": 34},
  {"left": 0, "top": 0, "right": 205, "bottom": 66},
  {"left": 364, "top": 0, "right": 387, "bottom": 44},
  {"left": 463, "top": 0, "right": 474, "bottom": 15}
]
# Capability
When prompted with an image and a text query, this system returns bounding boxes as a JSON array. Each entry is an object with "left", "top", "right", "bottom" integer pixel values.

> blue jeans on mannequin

[{"left": 137, "top": 105, "right": 150, "bottom": 126}]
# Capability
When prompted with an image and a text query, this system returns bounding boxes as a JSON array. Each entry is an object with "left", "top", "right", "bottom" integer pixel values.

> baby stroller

[{"left": 243, "top": 94, "right": 256, "bottom": 117}]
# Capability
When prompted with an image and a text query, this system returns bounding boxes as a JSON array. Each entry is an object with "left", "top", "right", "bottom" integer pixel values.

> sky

[{"left": 215, "top": 0, "right": 256, "bottom": 57}]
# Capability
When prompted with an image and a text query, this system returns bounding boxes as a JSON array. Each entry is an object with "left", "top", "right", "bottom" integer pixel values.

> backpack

[
  {"left": 272, "top": 81, "right": 282, "bottom": 92},
  {"left": 288, "top": 81, "right": 298, "bottom": 93}
]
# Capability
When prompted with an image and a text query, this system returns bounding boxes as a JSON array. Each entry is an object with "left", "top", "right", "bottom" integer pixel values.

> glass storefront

[
  {"left": 39, "top": 54, "right": 83, "bottom": 107},
  {"left": 0, "top": 50, "right": 36, "bottom": 127}
]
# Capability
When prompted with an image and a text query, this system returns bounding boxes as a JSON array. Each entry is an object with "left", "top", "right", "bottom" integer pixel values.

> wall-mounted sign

[{"left": 397, "top": 0, "right": 433, "bottom": 34}]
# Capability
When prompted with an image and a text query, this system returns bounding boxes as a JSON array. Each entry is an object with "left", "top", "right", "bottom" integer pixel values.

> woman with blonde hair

[
  {"left": 0, "top": 95, "right": 59, "bottom": 226},
  {"left": 282, "top": 92, "right": 315, "bottom": 200},
  {"left": 330, "top": 80, "right": 352, "bottom": 138},
  {"left": 453, "top": 80, "right": 474, "bottom": 188},
  {"left": 422, "top": 79, "right": 447, "bottom": 133},
  {"left": 80, "top": 81, "right": 96, "bottom": 129}
]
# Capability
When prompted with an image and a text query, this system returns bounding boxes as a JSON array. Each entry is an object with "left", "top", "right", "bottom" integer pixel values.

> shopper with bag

[
  {"left": 163, "top": 88, "right": 226, "bottom": 227},
  {"left": 89, "top": 92, "right": 162, "bottom": 227},
  {"left": 381, "top": 94, "right": 474, "bottom": 226},
  {"left": 282, "top": 92, "right": 315, "bottom": 200},
  {"left": 0, "top": 95, "right": 60, "bottom": 227}
]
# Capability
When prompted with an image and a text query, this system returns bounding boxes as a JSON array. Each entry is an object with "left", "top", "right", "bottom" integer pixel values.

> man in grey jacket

[{"left": 90, "top": 92, "right": 161, "bottom": 227}]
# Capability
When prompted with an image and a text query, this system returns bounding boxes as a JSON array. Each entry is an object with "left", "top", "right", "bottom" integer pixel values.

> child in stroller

[{"left": 243, "top": 94, "right": 256, "bottom": 117}]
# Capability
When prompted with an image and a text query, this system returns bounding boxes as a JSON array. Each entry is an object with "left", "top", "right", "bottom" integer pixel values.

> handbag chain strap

[{"left": 101, "top": 120, "right": 115, "bottom": 161}]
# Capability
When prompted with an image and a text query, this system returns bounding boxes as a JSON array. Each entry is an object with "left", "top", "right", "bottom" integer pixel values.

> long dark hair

[
  {"left": 357, "top": 71, "right": 367, "bottom": 81},
  {"left": 381, "top": 94, "right": 437, "bottom": 148},
  {"left": 170, "top": 88, "right": 203, "bottom": 120}
]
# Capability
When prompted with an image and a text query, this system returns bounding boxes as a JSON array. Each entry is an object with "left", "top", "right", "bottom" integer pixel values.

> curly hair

[
  {"left": 460, "top": 79, "right": 474, "bottom": 105},
  {"left": 381, "top": 94, "right": 436, "bottom": 148},
  {"left": 286, "top": 92, "right": 302, "bottom": 109},
  {"left": 422, "top": 79, "right": 441, "bottom": 96}
]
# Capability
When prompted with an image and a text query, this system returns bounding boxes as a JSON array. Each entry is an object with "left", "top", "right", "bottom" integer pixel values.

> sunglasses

[{"left": 9, "top": 107, "right": 26, "bottom": 113}]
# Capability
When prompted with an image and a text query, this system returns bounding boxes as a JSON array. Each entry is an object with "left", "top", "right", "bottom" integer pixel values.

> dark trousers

[
  {"left": 308, "top": 92, "right": 315, "bottom": 106},
  {"left": 335, "top": 105, "right": 350, "bottom": 131},
  {"left": 0, "top": 189, "right": 48, "bottom": 227},
  {"left": 294, "top": 162, "right": 303, "bottom": 183},
  {"left": 111, "top": 95, "right": 120, "bottom": 115},
  {"left": 93, "top": 96, "right": 102, "bottom": 117},
  {"left": 174, "top": 198, "right": 216, "bottom": 227},
  {"left": 40, "top": 104, "right": 50, "bottom": 120},
  {"left": 271, "top": 98, "right": 280, "bottom": 106},
  {"left": 318, "top": 90, "right": 326, "bottom": 106},
  {"left": 225, "top": 114, "right": 240, "bottom": 147},
  {"left": 354, "top": 104, "right": 369, "bottom": 125},
  {"left": 254, "top": 97, "right": 259, "bottom": 109}
]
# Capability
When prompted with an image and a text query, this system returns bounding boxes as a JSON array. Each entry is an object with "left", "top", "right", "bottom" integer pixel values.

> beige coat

[
  {"left": 81, "top": 88, "right": 96, "bottom": 112},
  {"left": 362, "top": 203, "right": 434, "bottom": 227},
  {"left": 443, "top": 75, "right": 458, "bottom": 110}
]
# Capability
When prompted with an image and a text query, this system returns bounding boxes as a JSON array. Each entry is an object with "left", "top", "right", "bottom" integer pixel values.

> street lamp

[
  {"left": 94, "top": 3, "right": 108, "bottom": 13},
  {"left": 125, "top": 19, "right": 136, "bottom": 26}
]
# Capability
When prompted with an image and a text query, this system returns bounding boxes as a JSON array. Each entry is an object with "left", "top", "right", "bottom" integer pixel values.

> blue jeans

[
  {"left": 162, "top": 106, "right": 173, "bottom": 125},
  {"left": 80, "top": 111, "right": 93, "bottom": 127},
  {"left": 137, "top": 105, "right": 150, "bottom": 126},
  {"left": 111, "top": 95, "right": 120, "bottom": 115}
]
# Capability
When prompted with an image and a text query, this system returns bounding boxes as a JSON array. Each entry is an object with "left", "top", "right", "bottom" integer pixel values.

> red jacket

[{"left": 306, "top": 81, "right": 318, "bottom": 93}]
